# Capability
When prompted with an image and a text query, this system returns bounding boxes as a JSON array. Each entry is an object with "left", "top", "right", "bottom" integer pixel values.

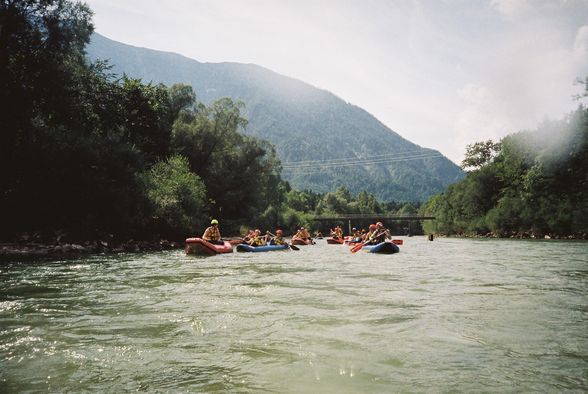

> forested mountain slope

[{"left": 87, "top": 33, "right": 464, "bottom": 201}]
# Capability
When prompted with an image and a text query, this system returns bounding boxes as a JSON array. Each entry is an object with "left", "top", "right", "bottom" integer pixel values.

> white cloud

[
  {"left": 458, "top": 84, "right": 490, "bottom": 105},
  {"left": 490, "top": 0, "right": 533, "bottom": 18},
  {"left": 574, "top": 25, "right": 588, "bottom": 63}
]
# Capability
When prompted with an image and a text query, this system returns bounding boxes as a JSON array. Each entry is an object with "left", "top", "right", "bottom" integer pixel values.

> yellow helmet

[{"left": 211, "top": 219, "right": 219, "bottom": 225}]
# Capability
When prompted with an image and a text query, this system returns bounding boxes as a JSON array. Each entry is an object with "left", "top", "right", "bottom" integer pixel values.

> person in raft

[
  {"left": 268, "top": 229, "right": 286, "bottom": 245},
  {"left": 203, "top": 219, "right": 223, "bottom": 245},
  {"left": 248, "top": 229, "right": 266, "bottom": 247},
  {"left": 372, "top": 221, "right": 392, "bottom": 244},
  {"left": 364, "top": 224, "right": 378, "bottom": 244},
  {"left": 242, "top": 229, "right": 255, "bottom": 243},
  {"left": 351, "top": 227, "right": 362, "bottom": 242},
  {"left": 331, "top": 226, "right": 343, "bottom": 239},
  {"left": 295, "top": 227, "right": 312, "bottom": 241}
]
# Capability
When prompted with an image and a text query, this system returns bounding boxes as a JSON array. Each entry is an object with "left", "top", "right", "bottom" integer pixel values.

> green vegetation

[
  {"left": 86, "top": 33, "right": 465, "bottom": 202},
  {"left": 0, "top": 0, "right": 419, "bottom": 242},
  {"left": 420, "top": 86, "right": 588, "bottom": 238},
  {"left": 7, "top": 0, "right": 582, "bottom": 243}
]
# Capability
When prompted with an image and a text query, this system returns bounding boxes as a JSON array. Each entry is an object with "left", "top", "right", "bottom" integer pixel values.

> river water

[{"left": 1, "top": 237, "right": 587, "bottom": 392}]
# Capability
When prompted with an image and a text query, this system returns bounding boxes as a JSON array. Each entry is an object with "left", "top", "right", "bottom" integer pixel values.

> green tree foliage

[
  {"left": 0, "top": 0, "right": 286, "bottom": 241},
  {"left": 461, "top": 140, "right": 502, "bottom": 171},
  {"left": 351, "top": 191, "right": 383, "bottom": 214},
  {"left": 0, "top": 0, "right": 482, "bottom": 242},
  {"left": 285, "top": 188, "right": 322, "bottom": 213},
  {"left": 422, "top": 97, "right": 588, "bottom": 238},
  {"left": 0, "top": 0, "right": 179, "bottom": 240},
  {"left": 143, "top": 155, "right": 208, "bottom": 238},
  {"left": 117, "top": 76, "right": 173, "bottom": 164},
  {"left": 171, "top": 97, "right": 283, "bottom": 227}
]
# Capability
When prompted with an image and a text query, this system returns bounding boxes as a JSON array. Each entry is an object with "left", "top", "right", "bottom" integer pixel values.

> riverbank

[
  {"left": 433, "top": 231, "right": 587, "bottom": 240},
  {"left": 0, "top": 239, "right": 183, "bottom": 261}
]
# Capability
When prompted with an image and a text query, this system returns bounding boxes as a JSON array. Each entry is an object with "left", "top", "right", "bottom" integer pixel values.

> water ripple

[{"left": 0, "top": 237, "right": 587, "bottom": 392}]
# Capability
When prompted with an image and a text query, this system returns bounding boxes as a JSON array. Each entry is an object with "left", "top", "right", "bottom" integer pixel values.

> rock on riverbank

[{"left": 0, "top": 240, "right": 183, "bottom": 261}]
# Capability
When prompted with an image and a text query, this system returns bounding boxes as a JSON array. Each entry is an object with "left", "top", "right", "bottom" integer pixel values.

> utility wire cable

[
  {"left": 282, "top": 153, "right": 443, "bottom": 172},
  {"left": 281, "top": 149, "right": 436, "bottom": 168}
]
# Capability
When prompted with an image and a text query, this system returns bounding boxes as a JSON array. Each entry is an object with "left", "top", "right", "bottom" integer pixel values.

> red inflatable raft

[
  {"left": 291, "top": 237, "right": 313, "bottom": 245},
  {"left": 185, "top": 238, "right": 233, "bottom": 255}
]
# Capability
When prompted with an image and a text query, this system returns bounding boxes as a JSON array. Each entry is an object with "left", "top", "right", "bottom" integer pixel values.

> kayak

[
  {"left": 361, "top": 241, "right": 400, "bottom": 254},
  {"left": 326, "top": 237, "right": 344, "bottom": 244},
  {"left": 185, "top": 238, "right": 233, "bottom": 255},
  {"left": 291, "top": 237, "right": 313, "bottom": 245},
  {"left": 236, "top": 244, "right": 289, "bottom": 252}
]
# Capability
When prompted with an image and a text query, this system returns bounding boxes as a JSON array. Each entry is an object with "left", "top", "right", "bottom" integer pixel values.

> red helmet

[{"left": 369, "top": 224, "right": 377, "bottom": 231}]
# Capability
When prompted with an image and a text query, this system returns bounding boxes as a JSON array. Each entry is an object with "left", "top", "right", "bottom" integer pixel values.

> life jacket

[
  {"left": 373, "top": 229, "right": 389, "bottom": 243},
  {"left": 365, "top": 230, "right": 377, "bottom": 244},
  {"left": 203, "top": 226, "right": 220, "bottom": 241},
  {"left": 272, "top": 236, "right": 285, "bottom": 245},
  {"left": 250, "top": 236, "right": 264, "bottom": 246}
]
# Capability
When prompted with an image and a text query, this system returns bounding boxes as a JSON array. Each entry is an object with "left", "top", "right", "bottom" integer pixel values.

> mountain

[{"left": 86, "top": 33, "right": 464, "bottom": 201}]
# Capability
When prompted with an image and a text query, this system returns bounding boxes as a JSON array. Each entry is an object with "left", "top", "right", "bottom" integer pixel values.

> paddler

[
  {"left": 248, "top": 229, "right": 266, "bottom": 247},
  {"left": 294, "top": 227, "right": 312, "bottom": 241},
  {"left": 373, "top": 221, "right": 392, "bottom": 244},
  {"left": 364, "top": 224, "right": 378, "bottom": 245},
  {"left": 351, "top": 227, "right": 362, "bottom": 242},
  {"left": 268, "top": 229, "right": 286, "bottom": 245},
  {"left": 202, "top": 219, "right": 223, "bottom": 245},
  {"left": 331, "top": 226, "right": 343, "bottom": 240}
]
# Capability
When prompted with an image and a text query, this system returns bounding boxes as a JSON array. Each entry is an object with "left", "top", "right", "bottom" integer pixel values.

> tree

[
  {"left": 143, "top": 155, "right": 208, "bottom": 238},
  {"left": 172, "top": 97, "right": 283, "bottom": 225},
  {"left": 461, "top": 140, "right": 502, "bottom": 171}
]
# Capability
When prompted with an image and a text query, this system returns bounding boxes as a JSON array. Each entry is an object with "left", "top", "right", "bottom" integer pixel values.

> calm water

[{"left": 1, "top": 237, "right": 587, "bottom": 392}]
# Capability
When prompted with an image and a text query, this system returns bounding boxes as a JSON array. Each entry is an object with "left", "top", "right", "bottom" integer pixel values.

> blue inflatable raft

[
  {"left": 361, "top": 242, "right": 400, "bottom": 254},
  {"left": 236, "top": 244, "right": 289, "bottom": 253}
]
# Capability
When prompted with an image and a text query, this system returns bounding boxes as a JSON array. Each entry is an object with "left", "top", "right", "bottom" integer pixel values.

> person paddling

[
  {"left": 248, "top": 229, "right": 266, "bottom": 247},
  {"left": 331, "top": 226, "right": 343, "bottom": 240},
  {"left": 364, "top": 224, "right": 378, "bottom": 245},
  {"left": 373, "top": 221, "right": 392, "bottom": 244},
  {"left": 268, "top": 229, "right": 286, "bottom": 245},
  {"left": 202, "top": 219, "right": 223, "bottom": 245},
  {"left": 294, "top": 227, "right": 312, "bottom": 242},
  {"left": 351, "top": 227, "right": 362, "bottom": 242}
]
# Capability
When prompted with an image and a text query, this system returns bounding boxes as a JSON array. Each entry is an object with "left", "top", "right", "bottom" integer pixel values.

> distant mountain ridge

[{"left": 87, "top": 33, "right": 464, "bottom": 201}]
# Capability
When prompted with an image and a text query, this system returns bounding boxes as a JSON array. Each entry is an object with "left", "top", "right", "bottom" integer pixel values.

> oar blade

[
  {"left": 392, "top": 239, "right": 403, "bottom": 245},
  {"left": 289, "top": 243, "right": 300, "bottom": 251},
  {"left": 350, "top": 243, "right": 364, "bottom": 253}
]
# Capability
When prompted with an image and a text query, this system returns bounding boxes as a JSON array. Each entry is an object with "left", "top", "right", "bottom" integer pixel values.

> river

[{"left": 1, "top": 237, "right": 587, "bottom": 392}]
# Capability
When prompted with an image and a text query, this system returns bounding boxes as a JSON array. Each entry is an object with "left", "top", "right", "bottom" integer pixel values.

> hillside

[{"left": 87, "top": 33, "right": 464, "bottom": 201}]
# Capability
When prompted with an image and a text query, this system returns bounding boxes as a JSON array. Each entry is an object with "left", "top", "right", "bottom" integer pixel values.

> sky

[{"left": 84, "top": 0, "right": 588, "bottom": 164}]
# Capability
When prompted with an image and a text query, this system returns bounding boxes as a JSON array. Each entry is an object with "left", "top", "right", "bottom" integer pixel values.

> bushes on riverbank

[{"left": 420, "top": 88, "right": 588, "bottom": 239}]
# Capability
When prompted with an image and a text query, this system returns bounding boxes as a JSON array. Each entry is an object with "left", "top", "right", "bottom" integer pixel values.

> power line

[
  {"left": 281, "top": 152, "right": 444, "bottom": 173},
  {"left": 281, "top": 149, "right": 435, "bottom": 168}
]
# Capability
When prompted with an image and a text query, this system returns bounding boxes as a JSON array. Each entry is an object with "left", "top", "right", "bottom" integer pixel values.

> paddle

[
  {"left": 266, "top": 231, "right": 299, "bottom": 251},
  {"left": 392, "top": 239, "right": 403, "bottom": 245},
  {"left": 350, "top": 230, "right": 386, "bottom": 253}
]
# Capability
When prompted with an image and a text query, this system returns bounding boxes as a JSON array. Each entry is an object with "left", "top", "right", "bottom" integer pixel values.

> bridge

[
  {"left": 312, "top": 214, "right": 435, "bottom": 235},
  {"left": 312, "top": 214, "right": 435, "bottom": 221}
]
